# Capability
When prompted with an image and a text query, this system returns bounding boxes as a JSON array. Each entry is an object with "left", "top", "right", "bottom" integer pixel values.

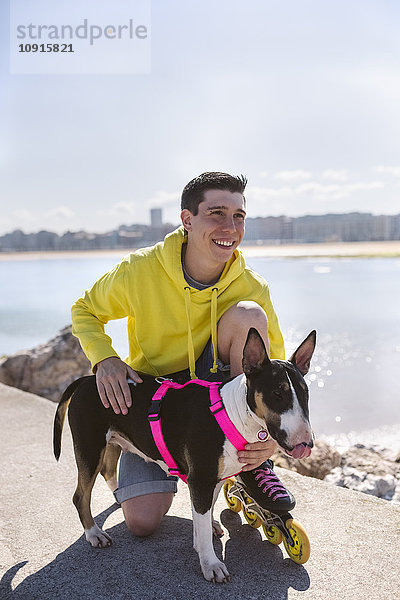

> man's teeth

[{"left": 213, "top": 240, "right": 233, "bottom": 247}]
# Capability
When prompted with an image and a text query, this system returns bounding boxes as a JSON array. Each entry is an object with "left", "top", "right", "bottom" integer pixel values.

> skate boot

[
  {"left": 223, "top": 461, "right": 310, "bottom": 564},
  {"left": 237, "top": 460, "right": 296, "bottom": 513}
]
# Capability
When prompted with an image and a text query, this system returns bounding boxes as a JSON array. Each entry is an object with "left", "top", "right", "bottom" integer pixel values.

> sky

[{"left": 0, "top": 0, "right": 400, "bottom": 235}]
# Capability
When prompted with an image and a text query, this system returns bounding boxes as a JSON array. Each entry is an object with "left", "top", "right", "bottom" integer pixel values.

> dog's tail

[{"left": 53, "top": 376, "right": 92, "bottom": 461}]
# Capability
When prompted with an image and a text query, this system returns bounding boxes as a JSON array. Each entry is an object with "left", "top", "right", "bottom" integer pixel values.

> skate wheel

[
  {"left": 282, "top": 519, "right": 310, "bottom": 564},
  {"left": 262, "top": 523, "right": 283, "bottom": 545},
  {"left": 242, "top": 498, "right": 262, "bottom": 528},
  {"left": 223, "top": 479, "right": 242, "bottom": 513}
]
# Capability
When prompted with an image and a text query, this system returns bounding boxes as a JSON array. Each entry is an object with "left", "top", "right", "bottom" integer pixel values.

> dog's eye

[{"left": 273, "top": 390, "right": 282, "bottom": 397}]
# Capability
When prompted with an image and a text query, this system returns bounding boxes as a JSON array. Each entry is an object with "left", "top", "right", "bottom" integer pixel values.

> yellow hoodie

[{"left": 71, "top": 227, "right": 285, "bottom": 377}]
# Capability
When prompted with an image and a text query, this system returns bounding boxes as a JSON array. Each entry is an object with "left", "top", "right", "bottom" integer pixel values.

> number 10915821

[{"left": 19, "top": 43, "right": 74, "bottom": 52}]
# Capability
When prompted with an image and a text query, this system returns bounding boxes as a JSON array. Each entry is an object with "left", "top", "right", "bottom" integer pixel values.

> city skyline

[
  {"left": 1, "top": 206, "right": 400, "bottom": 236},
  {"left": 1, "top": 210, "right": 399, "bottom": 252}
]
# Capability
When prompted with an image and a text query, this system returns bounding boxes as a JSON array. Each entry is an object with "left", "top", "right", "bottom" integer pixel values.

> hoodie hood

[{"left": 155, "top": 226, "right": 247, "bottom": 296}]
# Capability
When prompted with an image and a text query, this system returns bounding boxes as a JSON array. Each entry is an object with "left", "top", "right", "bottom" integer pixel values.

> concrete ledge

[{"left": 1, "top": 382, "right": 399, "bottom": 599}]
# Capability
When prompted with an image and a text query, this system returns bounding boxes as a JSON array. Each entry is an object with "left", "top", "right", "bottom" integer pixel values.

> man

[{"left": 71, "top": 172, "right": 295, "bottom": 538}]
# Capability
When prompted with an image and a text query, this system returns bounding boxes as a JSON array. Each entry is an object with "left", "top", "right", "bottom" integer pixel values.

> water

[{"left": 1, "top": 252, "right": 399, "bottom": 446}]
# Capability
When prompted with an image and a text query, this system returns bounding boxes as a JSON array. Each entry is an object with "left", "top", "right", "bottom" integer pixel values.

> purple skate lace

[{"left": 253, "top": 466, "right": 289, "bottom": 501}]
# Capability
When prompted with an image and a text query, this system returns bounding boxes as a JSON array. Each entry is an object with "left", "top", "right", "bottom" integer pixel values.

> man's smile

[{"left": 212, "top": 239, "right": 235, "bottom": 248}]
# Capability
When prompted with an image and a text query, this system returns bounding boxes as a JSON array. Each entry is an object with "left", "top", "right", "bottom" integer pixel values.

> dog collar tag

[{"left": 257, "top": 429, "right": 269, "bottom": 442}]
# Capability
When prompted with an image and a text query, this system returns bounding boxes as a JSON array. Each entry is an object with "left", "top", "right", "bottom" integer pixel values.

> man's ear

[{"left": 181, "top": 209, "right": 193, "bottom": 232}]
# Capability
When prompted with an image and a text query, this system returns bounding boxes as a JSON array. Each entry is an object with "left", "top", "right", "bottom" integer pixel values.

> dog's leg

[
  {"left": 73, "top": 446, "right": 112, "bottom": 548},
  {"left": 190, "top": 482, "right": 230, "bottom": 583},
  {"left": 100, "top": 443, "right": 121, "bottom": 493},
  {"left": 211, "top": 481, "right": 224, "bottom": 538}
]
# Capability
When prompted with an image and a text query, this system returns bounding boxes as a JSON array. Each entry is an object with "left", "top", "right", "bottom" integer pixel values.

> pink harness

[{"left": 148, "top": 379, "right": 248, "bottom": 483}]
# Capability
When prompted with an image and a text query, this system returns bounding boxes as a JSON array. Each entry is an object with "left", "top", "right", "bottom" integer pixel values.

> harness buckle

[
  {"left": 210, "top": 400, "right": 224, "bottom": 414},
  {"left": 148, "top": 399, "right": 162, "bottom": 421}
]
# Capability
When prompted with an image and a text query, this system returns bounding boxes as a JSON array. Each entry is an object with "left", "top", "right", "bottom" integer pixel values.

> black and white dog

[{"left": 53, "top": 328, "right": 316, "bottom": 583}]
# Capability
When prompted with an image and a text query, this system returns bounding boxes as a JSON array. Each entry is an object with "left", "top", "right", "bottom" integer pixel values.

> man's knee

[
  {"left": 124, "top": 513, "right": 161, "bottom": 537},
  {"left": 122, "top": 492, "right": 174, "bottom": 537},
  {"left": 220, "top": 301, "right": 268, "bottom": 335}
]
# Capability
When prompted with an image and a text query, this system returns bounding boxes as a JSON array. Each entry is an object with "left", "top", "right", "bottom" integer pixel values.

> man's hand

[
  {"left": 95, "top": 356, "right": 143, "bottom": 415},
  {"left": 237, "top": 439, "right": 278, "bottom": 471}
]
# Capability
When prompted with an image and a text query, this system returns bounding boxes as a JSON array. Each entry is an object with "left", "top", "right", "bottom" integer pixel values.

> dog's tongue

[{"left": 290, "top": 444, "right": 311, "bottom": 459}]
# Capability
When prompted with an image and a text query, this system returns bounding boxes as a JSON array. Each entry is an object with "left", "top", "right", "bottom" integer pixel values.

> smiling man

[{"left": 71, "top": 171, "right": 293, "bottom": 538}]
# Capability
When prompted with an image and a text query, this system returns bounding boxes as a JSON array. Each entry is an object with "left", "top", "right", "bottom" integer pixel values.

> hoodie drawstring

[
  {"left": 184, "top": 286, "right": 219, "bottom": 379},
  {"left": 210, "top": 288, "right": 218, "bottom": 373},
  {"left": 184, "top": 287, "right": 197, "bottom": 379}
]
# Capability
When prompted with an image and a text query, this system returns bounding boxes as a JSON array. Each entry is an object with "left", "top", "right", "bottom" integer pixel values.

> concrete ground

[{"left": 1, "top": 382, "right": 399, "bottom": 600}]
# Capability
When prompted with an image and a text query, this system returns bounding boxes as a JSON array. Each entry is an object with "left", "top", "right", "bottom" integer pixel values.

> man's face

[{"left": 181, "top": 189, "right": 246, "bottom": 267}]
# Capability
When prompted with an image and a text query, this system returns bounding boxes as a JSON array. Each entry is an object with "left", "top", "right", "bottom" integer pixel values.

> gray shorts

[{"left": 113, "top": 338, "right": 231, "bottom": 504}]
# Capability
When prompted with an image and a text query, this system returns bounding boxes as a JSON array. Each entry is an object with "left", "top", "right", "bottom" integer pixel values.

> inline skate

[{"left": 223, "top": 468, "right": 310, "bottom": 565}]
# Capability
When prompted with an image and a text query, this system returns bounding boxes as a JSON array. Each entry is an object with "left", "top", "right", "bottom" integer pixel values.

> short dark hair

[{"left": 181, "top": 172, "right": 247, "bottom": 215}]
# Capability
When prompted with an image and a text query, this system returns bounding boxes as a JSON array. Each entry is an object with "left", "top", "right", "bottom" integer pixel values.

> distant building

[
  {"left": 150, "top": 208, "right": 163, "bottom": 228},
  {"left": 245, "top": 216, "right": 293, "bottom": 242},
  {"left": 292, "top": 213, "right": 396, "bottom": 243}
]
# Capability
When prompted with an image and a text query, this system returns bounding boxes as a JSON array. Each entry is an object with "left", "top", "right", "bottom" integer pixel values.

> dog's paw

[
  {"left": 85, "top": 524, "right": 112, "bottom": 548},
  {"left": 201, "top": 559, "right": 230, "bottom": 584},
  {"left": 212, "top": 519, "right": 224, "bottom": 538}
]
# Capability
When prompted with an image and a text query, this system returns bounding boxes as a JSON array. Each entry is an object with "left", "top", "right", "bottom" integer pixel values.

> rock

[
  {"left": 340, "top": 445, "right": 400, "bottom": 478},
  {"left": 273, "top": 440, "right": 400, "bottom": 502},
  {"left": 324, "top": 445, "right": 400, "bottom": 501},
  {"left": 0, "top": 325, "right": 91, "bottom": 402},
  {"left": 324, "top": 466, "right": 398, "bottom": 500},
  {"left": 392, "top": 480, "right": 400, "bottom": 503},
  {"left": 271, "top": 439, "right": 341, "bottom": 479}
]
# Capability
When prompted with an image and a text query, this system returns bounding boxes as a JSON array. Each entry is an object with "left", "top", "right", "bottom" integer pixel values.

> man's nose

[{"left": 221, "top": 216, "right": 236, "bottom": 232}]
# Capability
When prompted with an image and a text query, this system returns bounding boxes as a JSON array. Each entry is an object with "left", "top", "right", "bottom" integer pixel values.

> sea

[{"left": 1, "top": 251, "right": 399, "bottom": 452}]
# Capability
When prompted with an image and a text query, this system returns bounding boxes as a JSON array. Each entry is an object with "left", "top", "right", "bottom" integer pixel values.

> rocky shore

[
  {"left": 272, "top": 440, "right": 400, "bottom": 503},
  {"left": 1, "top": 326, "right": 399, "bottom": 503},
  {"left": 0, "top": 325, "right": 91, "bottom": 402}
]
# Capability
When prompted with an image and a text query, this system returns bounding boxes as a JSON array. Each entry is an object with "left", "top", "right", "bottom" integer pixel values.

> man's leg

[{"left": 114, "top": 452, "right": 177, "bottom": 537}]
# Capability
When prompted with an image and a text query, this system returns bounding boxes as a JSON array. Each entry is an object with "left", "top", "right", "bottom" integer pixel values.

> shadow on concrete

[{"left": 1, "top": 506, "right": 310, "bottom": 600}]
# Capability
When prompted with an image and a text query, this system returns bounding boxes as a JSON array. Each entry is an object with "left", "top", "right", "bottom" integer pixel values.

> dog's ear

[
  {"left": 289, "top": 330, "right": 316, "bottom": 375},
  {"left": 242, "top": 328, "right": 270, "bottom": 375}
]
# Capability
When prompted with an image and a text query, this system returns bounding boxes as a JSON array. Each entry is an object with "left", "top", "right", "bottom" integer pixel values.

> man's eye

[{"left": 235, "top": 213, "right": 245, "bottom": 219}]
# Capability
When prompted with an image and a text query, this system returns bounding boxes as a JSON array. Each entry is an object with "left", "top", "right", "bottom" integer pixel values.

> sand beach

[
  {"left": 242, "top": 240, "right": 400, "bottom": 258},
  {"left": 0, "top": 240, "right": 400, "bottom": 261}
]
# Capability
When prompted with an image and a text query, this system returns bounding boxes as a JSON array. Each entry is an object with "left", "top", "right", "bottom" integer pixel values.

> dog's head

[{"left": 242, "top": 328, "right": 316, "bottom": 459}]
